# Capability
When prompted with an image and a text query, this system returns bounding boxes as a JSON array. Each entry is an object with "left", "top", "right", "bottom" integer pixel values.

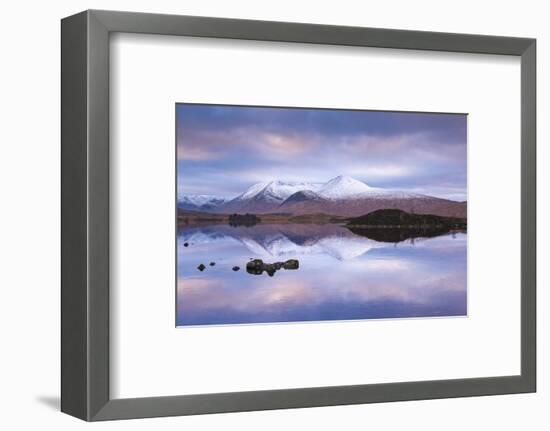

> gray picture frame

[{"left": 61, "top": 9, "right": 536, "bottom": 421}]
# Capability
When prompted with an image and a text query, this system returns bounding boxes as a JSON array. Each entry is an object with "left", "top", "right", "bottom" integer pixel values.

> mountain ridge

[{"left": 179, "top": 175, "right": 467, "bottom": 218}]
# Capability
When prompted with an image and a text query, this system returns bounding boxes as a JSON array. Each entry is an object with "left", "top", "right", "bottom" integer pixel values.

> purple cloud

[{"left": 177, "top": 103, "right": 467, "bottom": 201}]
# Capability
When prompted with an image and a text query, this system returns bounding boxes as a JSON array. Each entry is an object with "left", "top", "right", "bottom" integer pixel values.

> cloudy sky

[{"left": 176, "top": 104, "right": 467, "bottom": 201}]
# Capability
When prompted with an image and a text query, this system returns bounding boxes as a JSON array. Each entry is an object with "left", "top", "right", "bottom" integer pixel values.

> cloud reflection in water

[{"left": 177, "top": 224, "right": 466, "bottom": 326}]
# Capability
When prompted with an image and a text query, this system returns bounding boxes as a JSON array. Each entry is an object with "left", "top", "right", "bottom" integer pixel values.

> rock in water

[
  {"left": 232, "top": 266, "right": 240, "bottom": 271},
  {"left": 209, "top": 262, "right": 215, "bottom": 266},
  {"left": 283, "top": 259, "right": 299, "bottom": 270},
  {"left": 246, "top": 259, "right": 264, "bottom": 275},
  {"left": 183, "top": 242, "right": 189, "bottom": 247},
  {"left": 197, "top": 264, "right": 206, "bottom": 271},
  {"left": 246, "top": 258, "right": 300, "bottom": 276},
  {"left": 264, "top": 264, "right": 276, "bottom": 277},
  {"left": 246, "top": 259, "right": 264, "bottom": 271}
]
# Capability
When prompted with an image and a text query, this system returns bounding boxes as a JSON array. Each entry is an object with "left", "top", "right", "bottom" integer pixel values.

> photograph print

[{"left": 176, "top": 103, "right": 467, "bottom": 326}]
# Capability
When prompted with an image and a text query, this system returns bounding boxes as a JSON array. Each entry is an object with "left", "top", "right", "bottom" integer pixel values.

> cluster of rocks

[
  {"left": 246, "top": 259, "right": 299, "bottom": 277},
  {"left": 195, "top": 258, "right": 299, "bottom": 275},
  {"left": 197, "top": 262, "right": 215, "bottom": 271},
  {"left": 196, "top": 262, "right": 240, "bottom": 272}
]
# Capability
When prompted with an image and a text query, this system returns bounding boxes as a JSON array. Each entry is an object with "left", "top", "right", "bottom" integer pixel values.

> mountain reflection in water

[{"left": 177, "top": 223, "right": 467, "bottom": 326}]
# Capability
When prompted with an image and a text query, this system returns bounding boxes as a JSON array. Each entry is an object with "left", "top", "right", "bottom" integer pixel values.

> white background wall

[{"left": 0, "top": 0, "right": 547, "bottom": 429}]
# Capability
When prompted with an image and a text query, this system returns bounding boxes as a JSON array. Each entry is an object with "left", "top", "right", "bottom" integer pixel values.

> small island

[
  {"left": 346, "top": 209, "right": 466, "bottom": 242},
  {"left": 228, "top": 213, "right": 260, "bottom": 227},
  {"left": 346, "top": 209, "right": 466, "bottom": 229}
]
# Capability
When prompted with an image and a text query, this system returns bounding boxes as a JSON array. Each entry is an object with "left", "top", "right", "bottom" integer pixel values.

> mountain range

[
  {"left": 178, "top": 175, "right": 466, "bottom": 218},
  {"left": 178, "top": 194, "right": 228, "bottom": 212}
]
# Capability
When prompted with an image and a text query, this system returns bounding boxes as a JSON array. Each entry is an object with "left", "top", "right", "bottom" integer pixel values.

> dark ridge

[{"left": 281, "top": 190, "right": 325, "bottom": 204}]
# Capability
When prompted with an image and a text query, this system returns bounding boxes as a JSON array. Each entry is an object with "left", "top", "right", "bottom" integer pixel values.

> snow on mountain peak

[
  {"left": 237, "top": 182, "right": 271, "bottom": 200},
  {"left": 227, "top": 175, "right": 426, "bottom": 205},
  {"left": 318, "top": 175, "right": 375, "bottom": 199},
  {"left": 236, "top": 180, "right": 323, "bottom": 202},
  {"left": 178, "top": 194, "right": 227, "bottom": 208}
]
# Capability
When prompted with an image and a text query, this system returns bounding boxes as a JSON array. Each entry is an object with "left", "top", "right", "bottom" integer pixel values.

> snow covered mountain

[
  {"left": 234, "top": 180, "right": 324, "bottom": 203},
  {"left": 318, "top": 175, "right": 376, "bottom": 198},
  {"left": 177, "top": 194, "right": 228, "bottom": 211},
  {"left": 220, "top": 180, "right": 324, "bottom": 213},
  {"left": 180, "top": 175, "right": 466, "bottom": 218},
  {"left": 318, "top": 175, "right": 425, "bottom": 199}
]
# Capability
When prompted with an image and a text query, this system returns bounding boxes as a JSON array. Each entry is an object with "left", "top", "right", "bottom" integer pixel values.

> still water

[{"left": 176, "top": 224, "right": 467, "bottom": 326}]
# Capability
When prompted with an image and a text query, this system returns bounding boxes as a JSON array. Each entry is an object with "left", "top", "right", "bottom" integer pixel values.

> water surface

[{"left": 177, "top": 224, "right": 467, "bottom": 326}]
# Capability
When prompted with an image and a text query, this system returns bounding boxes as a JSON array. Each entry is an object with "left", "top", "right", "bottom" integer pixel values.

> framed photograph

[
  {"left": 61, "top": 10, "right": 536, "bottom": 421},
  {"left": 176, "top": 103, "right": 468, "bottom": 326}
]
